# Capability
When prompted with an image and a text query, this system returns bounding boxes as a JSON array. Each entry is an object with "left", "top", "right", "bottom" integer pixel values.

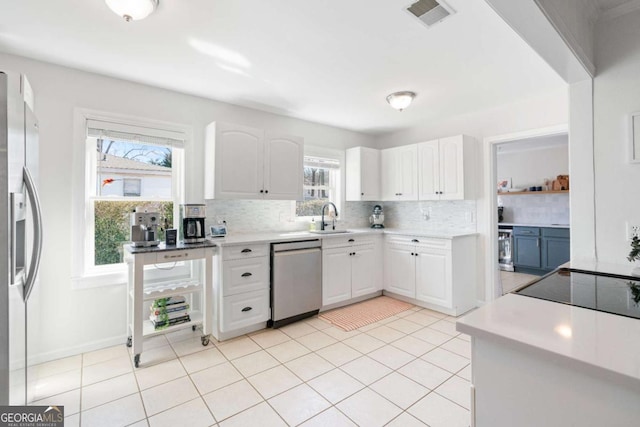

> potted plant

[{"left": 627, "top": 235, "right": 640, "bottom": 276}]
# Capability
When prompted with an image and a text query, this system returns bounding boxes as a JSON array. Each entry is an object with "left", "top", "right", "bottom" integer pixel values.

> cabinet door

[
  {"left": 381, "top": 148, "right": 397, "bottom": 201},
  {"left": 418, "top": 140, "right": 440, "bottom": 200},
  {"left": 360, "top": 148, "right": 381, "bottom": 201},
  {"left": 514, "top": 235, "right": 541, "bottom": 268},
  {"left": 383, "top": 243, "right": 415, "bottom": 297},
  {"left": 397, "top": 145, "right": 418, "bottom": 200},
  {"left": 439, "top": 135, "right": 465, "bottom": 200},
  {"left": 351, "top": 245, "right": 377, "bottom": 298},
  {"left": 213, "top": 123, "right": 264, "bottom": 199},
  {"left": 263, "top": 133, "right": 303, "bottom": 200},
  {"left": 322, "top": 247, "right": 352, "bottom": 306},
  {"left": 542, "top": 237, "right": 570, "bottom": 270},
  {"left": 346, "top": 147, "right": 380, "bottom": 201},
  {"left": 415, "top": 247, "right": 452, "bottom": 308}
]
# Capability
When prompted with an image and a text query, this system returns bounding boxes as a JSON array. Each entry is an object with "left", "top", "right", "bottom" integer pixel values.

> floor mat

[{"left": 319, "top": 296, "right": 414, "bottom": 331}]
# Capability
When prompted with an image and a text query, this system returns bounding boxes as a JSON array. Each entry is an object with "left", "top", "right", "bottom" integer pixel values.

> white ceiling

[
  {"left": 497, "top": 134, "right": 568, "bottom": 154},
  {"left": 596, "top": 0, "right": 634, "bottom": 11},
  {"left": 0, "top": 0, "right": 566, "bottom": 134}
]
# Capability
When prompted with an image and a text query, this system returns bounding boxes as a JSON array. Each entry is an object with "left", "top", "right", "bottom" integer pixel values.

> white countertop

[
  {"left": 457, "top": 260, "right": 640, "bottom": 383},
  {"left": 498, "top": 222, "right": 570, "bottom": 228},
  {"left": 208, "top": 227, "right": 477, "bottom": 246}
]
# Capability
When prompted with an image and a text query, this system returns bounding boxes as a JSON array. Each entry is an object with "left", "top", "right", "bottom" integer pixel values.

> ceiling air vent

[{"left": 406, "top": 0, "right": 455, "bottom": 27}]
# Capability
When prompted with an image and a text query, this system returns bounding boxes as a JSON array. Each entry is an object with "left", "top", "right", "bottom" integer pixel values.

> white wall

[
  {"left": 0, "top": 52, "right": 375, "bottom": 363},
  {"left": 375, "top": 89, "right": 569, "bottom": 301},
  {"left": 593, "top": 10, "right": 640, "bottom": 264},
  {"left": 497, "top": 144, "right": 568, "bottom": 189}
]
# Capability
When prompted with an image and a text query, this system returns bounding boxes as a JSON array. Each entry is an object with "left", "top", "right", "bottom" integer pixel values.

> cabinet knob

[
  {"left": 265, "top": 190, "right": 269, "bottom": 194},
  {"left": 241, "top": 307, "right": 253, "bottom": 312},
  {"left": 241, "top": 248, "right": 252, "bottom": 253},
  {"left": 260, "top": 190, "right": 264, "bottom": 193},
  {"left": 361, "top": 192, "right": 364, "bottom": 196},
  {"left": 411, "top": 252, "right": 414, "bottom": 256},
  {"left": 241, "top": 272, "right": 252, "bottom": 277}
]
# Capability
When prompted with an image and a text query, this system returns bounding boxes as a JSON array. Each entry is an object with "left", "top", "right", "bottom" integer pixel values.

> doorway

[{"left": 484, "top": 125, "right": 569, "bottom": 300}]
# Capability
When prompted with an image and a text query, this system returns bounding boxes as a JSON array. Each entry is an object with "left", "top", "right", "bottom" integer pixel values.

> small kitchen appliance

[
  {"left": 130, "top": 210, "right": 160, "bottom": 247},
  {"left": 369, "top": 205, "right": 385, "bottom": 229},
  {"left": 182, "top": 204, "right": 206, "bottom": 243}
]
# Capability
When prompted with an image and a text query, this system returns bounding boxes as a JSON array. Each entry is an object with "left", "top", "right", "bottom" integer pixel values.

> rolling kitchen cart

[{"left": 124, "top": 242, "right": 216, "bottom": 367}]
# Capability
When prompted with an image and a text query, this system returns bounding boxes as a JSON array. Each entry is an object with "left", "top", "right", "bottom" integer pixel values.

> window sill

[{"left": 71, "top": 269, "right": 128, "bottom": 290}]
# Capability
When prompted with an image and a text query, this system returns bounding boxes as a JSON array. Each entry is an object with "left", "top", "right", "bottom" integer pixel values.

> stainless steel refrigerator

[{"left": 0, "top": 71, "right": 43, "bottom": 405}]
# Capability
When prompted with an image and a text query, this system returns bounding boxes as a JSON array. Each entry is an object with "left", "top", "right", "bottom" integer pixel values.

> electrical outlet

[
  {"left": 215, "top": 216, "right": 225, "bottom": 225},
  {"left": 421, "top": 208, "right": 430, "bottom": 221},
  {"left": 626, "top": 222, "right": 640, "bottom": 240}
]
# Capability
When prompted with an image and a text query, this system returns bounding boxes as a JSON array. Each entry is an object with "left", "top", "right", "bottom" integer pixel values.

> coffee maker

[
  {"left": 130, "top": 209, "right": 160, "bottom": 247},
  {"left": 182, "top": 204, "right": 206, "bottom": 243},
  {"left": 369, "top": 205, "right": 385, "bottom": 229}
]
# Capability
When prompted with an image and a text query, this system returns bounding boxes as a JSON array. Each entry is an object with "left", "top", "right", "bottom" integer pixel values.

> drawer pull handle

[
  {"left": 411, "top": 239, "right": 419, "bottom": 243},
  {"left": 164, "top": 253, "right": 186, "bottom": 259},
  {"left": 241, "top": 306, "right": 253, "bottom": 312},
  {"left": 348, "top": 239, "right": 355, "bottom": 242},
  {"left": 241, "top": 272, "right": 252, "bottom": 277},
  {"left": 241, "top": 249, "right": 253, "bottom": 253}
]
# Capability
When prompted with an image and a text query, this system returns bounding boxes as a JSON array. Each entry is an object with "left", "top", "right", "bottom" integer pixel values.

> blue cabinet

[{"left": 513, "top": 226, "right": 570, "bottom": 274}]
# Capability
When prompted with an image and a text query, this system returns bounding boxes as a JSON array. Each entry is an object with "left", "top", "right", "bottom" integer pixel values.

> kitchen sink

[{"left": 309, "top": 229, "right": 351, "bottom": 234}]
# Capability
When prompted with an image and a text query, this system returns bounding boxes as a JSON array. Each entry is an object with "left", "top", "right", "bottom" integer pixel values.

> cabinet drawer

[
  {"left": 155, "top": 249, "right": 204, "bottom": 263},
  {"left": 322, "top": 234, "right": 376, "bottom": 249},
  {"left": 221, "top": 289, "right": 270, "bottom": 332},
  {"left": 222, "top": 244, "right": 269, "bottom": 260},
  {"left": 542, "top": 227, "right": 570, "bottom": 238},
  {"left": 222, "top": 257, "right": 269, "bottom": 296},
  {"left": 513, "top": 227, "right": 540, "bottom": 236},
  {"left": 386, "top": 235, "right": 451, "bottom": 250}
]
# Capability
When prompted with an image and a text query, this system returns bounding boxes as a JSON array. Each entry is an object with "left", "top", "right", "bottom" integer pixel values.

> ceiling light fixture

[
  {"left": 105, "top": 0, "right": 159, "bottom": 22},
  {"left": 386, "top": 91, "right": 416, "bottom": 111}
]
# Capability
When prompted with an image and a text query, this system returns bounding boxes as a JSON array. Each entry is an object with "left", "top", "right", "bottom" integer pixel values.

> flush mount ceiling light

[
  {"left": 386, "top": 91, "right": 416, "bottom": 111},
  {"left": 105, "top": 0, "right": 159, "bottom": 22}
]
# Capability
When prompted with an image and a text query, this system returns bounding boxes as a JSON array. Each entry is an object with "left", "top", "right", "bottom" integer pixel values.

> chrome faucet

[{"left": 320, "top": 202, "right": 338, "bottom": 231}]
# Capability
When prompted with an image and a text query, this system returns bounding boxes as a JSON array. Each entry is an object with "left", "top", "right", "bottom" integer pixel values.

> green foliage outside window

[{"left": 94, "top": 201, "right": 173, "bottom": 265}]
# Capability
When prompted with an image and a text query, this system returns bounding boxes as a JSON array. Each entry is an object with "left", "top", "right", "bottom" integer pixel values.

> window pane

[
  {"left": 96, "top": 139, "right": 172, "bottom": 198},
  {"left": 94, "top": 200, "right": 174, "bottom": 266}
]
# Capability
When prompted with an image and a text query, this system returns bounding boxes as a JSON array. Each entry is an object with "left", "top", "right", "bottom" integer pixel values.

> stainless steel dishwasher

[{"left": 270, "top": 239, "right": 322, "bottom": 328}]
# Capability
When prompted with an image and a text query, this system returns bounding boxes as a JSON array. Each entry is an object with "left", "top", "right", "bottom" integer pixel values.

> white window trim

[
  {"left": 293, "top": 146, "right": 346, "bottom": 222},
  {"left": 71, "top": 108, "right": 191, "bottom": 289}
]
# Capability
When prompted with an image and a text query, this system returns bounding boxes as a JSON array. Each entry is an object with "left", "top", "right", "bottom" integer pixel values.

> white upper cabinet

[
  {"left": 205, "top": 122, "right": 303, "bottom": 200},
  {"left": 346, "top": 147, "right": 380, "bottom": 201},
  {"left": 381, "top": 144, "right": 418, "bottom": 201},
  {"left": 418, "top": 135, "right": 474, "bottom": 201},
  {"left": 263, "top": 132, "right": 303, "bottom": 200}
]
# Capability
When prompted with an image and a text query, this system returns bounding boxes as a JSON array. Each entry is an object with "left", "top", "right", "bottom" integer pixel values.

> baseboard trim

[{"left": 27, "top": 335, "right": 127, "bottom": 366}]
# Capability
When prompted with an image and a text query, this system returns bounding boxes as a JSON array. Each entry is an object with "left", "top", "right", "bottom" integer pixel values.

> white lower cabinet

[
  {"left": 322, "top": 236, "right": 382, "bottom": 308},
  {"left": 383, "top": 234, "right": 475, "bottom": 316},
  {"left": 213, "top": 243, "right": 271, "bottom": 340}
]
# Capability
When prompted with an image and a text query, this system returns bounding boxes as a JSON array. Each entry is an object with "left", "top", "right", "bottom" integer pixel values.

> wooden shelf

[{"left": 497, "top": 190, "right": 569, "bottom": 196}]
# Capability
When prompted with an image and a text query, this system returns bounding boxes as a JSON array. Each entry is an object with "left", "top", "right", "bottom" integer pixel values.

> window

[
  {"left": 296, "top": 155, "right": 341, "bottom": 218},
  {"left": 79, "top": 116, "right": 186, "bottom": 278},
  {"left": 123, "top": 179, "right": 141, "bottom": 197}
]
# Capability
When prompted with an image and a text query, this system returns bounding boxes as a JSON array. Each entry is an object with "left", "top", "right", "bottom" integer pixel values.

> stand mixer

[
  {"left": 130, "top": 209, "right": 160, "bottom": 247},
  {"left": 369, "top": 205, "right": 385, "bottom": 229}
]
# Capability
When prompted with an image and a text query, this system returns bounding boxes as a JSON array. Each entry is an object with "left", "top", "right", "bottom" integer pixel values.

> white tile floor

[{"left": 29, "top": 303, "right": 471, "bottom": 427}]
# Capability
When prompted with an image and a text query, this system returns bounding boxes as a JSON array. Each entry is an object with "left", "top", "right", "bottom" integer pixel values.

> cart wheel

[
  {"left": 126, "top": 336, "right": 132, "bottom": 348},
  {"left": 192, "top": 325, "right": 197, "bottom": 331},
  {"left": 201, "top": 336, "right": 210, "bottom": 346},
  {"left": 134, "top": 354, "right": 140, "bottom": 368}
]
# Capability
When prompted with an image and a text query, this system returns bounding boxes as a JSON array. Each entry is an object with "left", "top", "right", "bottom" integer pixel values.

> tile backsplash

[
  {"left": 205, "top": 199, "right": 477, "bottom": 234},
  {"left": 498, "top": 193, "right": 570, "bottom": 224}
]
